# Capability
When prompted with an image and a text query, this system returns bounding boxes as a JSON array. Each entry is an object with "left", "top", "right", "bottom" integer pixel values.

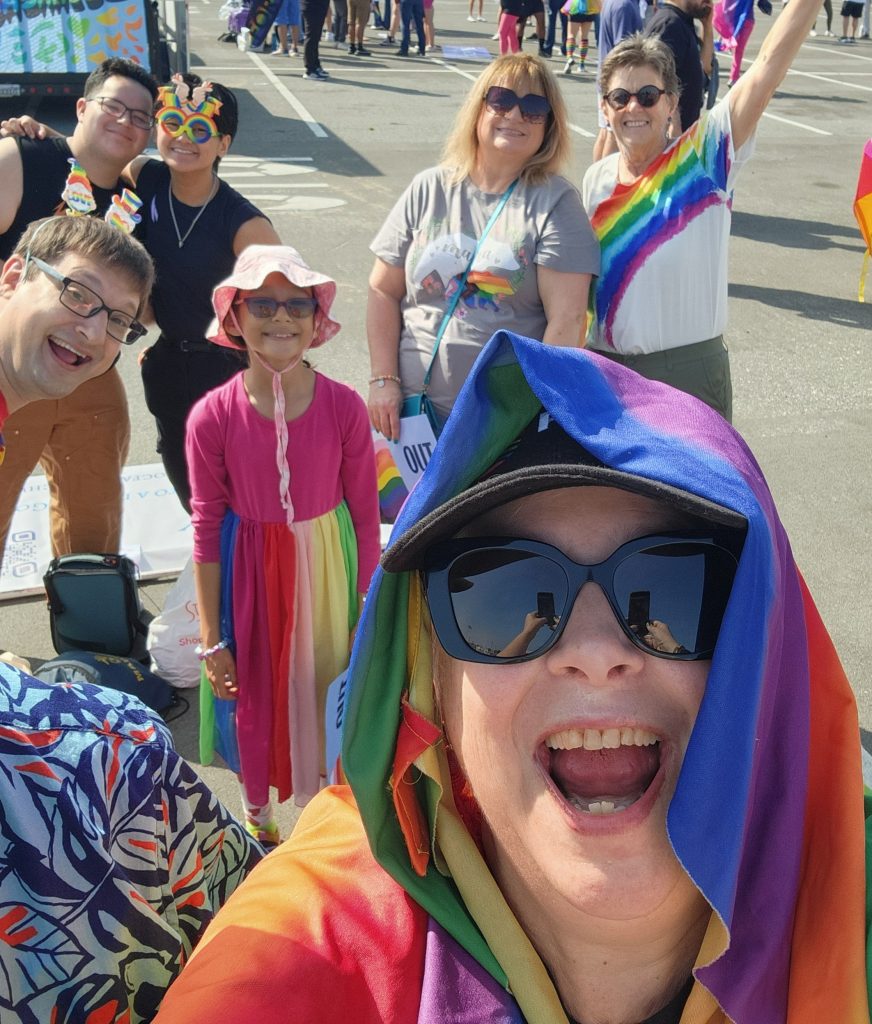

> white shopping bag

[{"left": 146, "top": 558, "right": 202, "bottom": 689}]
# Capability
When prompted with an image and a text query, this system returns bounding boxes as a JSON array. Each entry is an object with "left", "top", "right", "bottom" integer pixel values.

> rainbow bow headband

[{"left": 156, "top": 74, "right": 222, "bottom": 143}]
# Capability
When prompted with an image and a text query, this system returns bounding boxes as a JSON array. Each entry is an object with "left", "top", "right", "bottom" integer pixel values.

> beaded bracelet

[
  {"left": 369, "top": 374, "right": 401, "bottom": 388},
  {"left": 196, "top": 639, "right": 229, "bottom": 661}
]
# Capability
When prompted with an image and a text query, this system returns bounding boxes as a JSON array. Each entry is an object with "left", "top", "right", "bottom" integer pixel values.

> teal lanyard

[{"left": 422, "top": 178, "right": 518, "bottom": 393}]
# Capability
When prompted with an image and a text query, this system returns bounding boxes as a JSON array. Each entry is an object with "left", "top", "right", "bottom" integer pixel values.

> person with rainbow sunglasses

[
  {"left": 129, "top": 74, "right": 281, "bottom": 512},
  {"left": 0, "top": 73, "right": 281, "bottom": 513}
]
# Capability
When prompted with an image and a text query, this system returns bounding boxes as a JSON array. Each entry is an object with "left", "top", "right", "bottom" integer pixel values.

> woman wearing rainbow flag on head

[
  {"left": 154, "top": 334, "right": 869, "bottom": 1024},
  {"left": 583, "top": 0, "right": 822, "bottom": 424}
]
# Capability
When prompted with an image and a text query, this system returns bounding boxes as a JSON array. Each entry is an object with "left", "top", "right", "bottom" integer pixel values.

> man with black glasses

[
  {"left": 0, "top": 58, "right": 157, "bottom": 567},
  {"left": 0, "top": 217, "right": 153, "bottom": 435}
]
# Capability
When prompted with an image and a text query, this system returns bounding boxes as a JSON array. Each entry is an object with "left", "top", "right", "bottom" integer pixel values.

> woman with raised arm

[{"left": 583, "top": 0, "right": 822, "bottom": 422}]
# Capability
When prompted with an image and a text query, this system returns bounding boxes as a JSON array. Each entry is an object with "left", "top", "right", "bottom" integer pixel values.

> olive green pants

[{"left": 595, "top": 336, "right": 732, "bottom": 422}]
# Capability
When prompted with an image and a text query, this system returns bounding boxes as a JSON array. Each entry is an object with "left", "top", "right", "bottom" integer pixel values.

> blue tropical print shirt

[{"left": 0, "top": 663, "right": 263, "bottom": 1023}]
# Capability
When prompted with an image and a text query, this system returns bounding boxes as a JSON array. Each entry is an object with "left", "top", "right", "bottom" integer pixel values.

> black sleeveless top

[
  {"left": 0, "top": 137, "right": 118, "bottom": 260},
  {"left": 133, "top": 158, "right": 265, "bottom": 343}
]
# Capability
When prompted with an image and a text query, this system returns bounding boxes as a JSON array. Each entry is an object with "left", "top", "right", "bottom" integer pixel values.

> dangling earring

[{"left": 666, "top": 114, "right": 673, "bottom": 141}]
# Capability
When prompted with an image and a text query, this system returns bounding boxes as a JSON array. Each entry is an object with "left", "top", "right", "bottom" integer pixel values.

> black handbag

[{"left": 43, "top": 553, "right": 146, "bottom": 657}]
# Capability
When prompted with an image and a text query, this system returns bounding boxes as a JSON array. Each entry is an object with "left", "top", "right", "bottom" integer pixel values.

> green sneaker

[{"left": 245, "top": 819, "right": 281, "bottom": 849}]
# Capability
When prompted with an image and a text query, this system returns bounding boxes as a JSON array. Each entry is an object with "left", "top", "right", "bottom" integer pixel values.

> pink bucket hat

[{"left": 208, "top": 244, "right": 340, "bottom": 349}]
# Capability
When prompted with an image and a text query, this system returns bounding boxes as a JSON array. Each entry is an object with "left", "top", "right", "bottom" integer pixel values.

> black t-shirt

[
  {"left": 0, "top": 137, "right": 118, "bottom": 260},
  {"left": 133, "top": 158, "right": 265, "bottom": 342},
  {"left": 644, "top": 3, "right": 704, "bottom": 132}
]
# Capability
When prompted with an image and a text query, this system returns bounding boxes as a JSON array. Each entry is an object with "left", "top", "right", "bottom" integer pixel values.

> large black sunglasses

[
  {"left": 29, "top": 256, "right": 147, "bottom": 345},
  {"left": 603, "top": 85, "right": 667, "bottom": 111},
  {"left": 235, "top": 296, "right": 318, "bottom": 320},
  {"left": 422, "top": 533, "right": 738, "bottom": 664},
  {"left": 483, "top": 86, "right": 551, "bottom": 124}
]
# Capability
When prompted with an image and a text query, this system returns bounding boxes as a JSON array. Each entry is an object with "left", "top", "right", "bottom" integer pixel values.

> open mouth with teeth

[
  {"left": 49, "top": 338, "right": 91, "bottom": 368},
  {"left": 542, "top": 727, "right": 662, "bottom": 816}
]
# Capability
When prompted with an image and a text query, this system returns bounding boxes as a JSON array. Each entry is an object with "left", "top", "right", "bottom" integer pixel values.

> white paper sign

[
  {"left": 324, "top": 668, "right": 349, "bottom": 785},
  {"left": 386, "top": 413, "right": 438, "bottom": 489},
  {"left": 1, "top": 463, "right": 193, "bottom": 599}
]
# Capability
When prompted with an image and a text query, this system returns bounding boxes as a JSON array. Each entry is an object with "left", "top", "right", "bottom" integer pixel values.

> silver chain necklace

[{"left": 167, "top": 176, "right": 219, "bottom": 249}]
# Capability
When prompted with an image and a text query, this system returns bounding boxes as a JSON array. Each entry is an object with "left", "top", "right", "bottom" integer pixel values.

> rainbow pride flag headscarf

[{"left": 343, "top": 332, "right": 869, "bottom": 1023}]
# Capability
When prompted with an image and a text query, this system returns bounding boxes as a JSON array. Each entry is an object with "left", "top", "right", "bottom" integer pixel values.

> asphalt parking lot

[{"left": 1, "top": 1, "right": 870, "bottom": 832}]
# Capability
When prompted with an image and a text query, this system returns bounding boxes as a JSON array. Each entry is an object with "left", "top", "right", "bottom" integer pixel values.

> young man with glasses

[
  {"left": 0, "top": 58, "right": 157, "bottom": 567},
  {"left": 0, "top": 217, "right": 152, "bottom": 446},
  {"left": 155, "top": 334, "right": 867, "bottom": 1024}
]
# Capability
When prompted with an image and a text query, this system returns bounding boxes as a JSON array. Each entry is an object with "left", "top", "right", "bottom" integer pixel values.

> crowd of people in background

[
  {"left": 232, "top": 0, "right": 870, "bottom": 74},
  {"left": 0, "top": 0, "right": 869, "bottom": 1016}
]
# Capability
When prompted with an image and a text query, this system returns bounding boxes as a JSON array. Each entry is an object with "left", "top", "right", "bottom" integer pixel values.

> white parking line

[
  {"left": 569, "top": 122, "right": 597, "bottom": 139},
  {"left": 218, "top": 155, "right": 346, "bottom": 212},
  {"left": 223, "top": 156, "right": 314, "bottom": 162},
  {"left": 760, "top": 109, "right": 832, "bottom": 135},
  {"left": 428, "top": 56, "right": 480, "bottom": 82},
  {"left": 815, "top": 43, "right": 872, "bottom": 63},
  {"left": 238, "top": 184, "right": 325, "bottom": 190},
  {"left": 222, "top": 167, "right": 316, "bottom": 178},
  {"left": 247, "top": 51, "right": 328, "bottom": 138},
  {"left": 284, "top": 66, "right": 463, "bottom": 71},
  {"left": 786, "top": 64, "right": 872, "bottom": 91}
]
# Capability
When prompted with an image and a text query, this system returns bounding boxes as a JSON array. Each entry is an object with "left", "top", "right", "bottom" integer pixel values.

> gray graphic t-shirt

[{"left": 370, "top": 167, "right": 599, "bottom": 417}]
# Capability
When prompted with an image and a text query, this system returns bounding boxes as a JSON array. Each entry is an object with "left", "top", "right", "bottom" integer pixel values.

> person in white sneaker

[
  {"left": 273, "top": 0, "right": 303, "bottom": 53},
  {"left": 302, "top": 0, "right": 332, "bottom": 73}
]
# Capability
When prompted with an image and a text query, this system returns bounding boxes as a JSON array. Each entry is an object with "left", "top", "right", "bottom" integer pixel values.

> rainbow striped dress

[{"left": 186, "top": 372, "right": 380, "bottom": 808}]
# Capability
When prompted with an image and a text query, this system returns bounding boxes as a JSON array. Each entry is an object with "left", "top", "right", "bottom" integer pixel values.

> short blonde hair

[{"left": 441, "top": 54, "right": 570, "bottom": 186}]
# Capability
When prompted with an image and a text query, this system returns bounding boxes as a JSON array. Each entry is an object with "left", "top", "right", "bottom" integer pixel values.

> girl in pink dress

[{"left": 186, "top": 245, "right": 380, "bottom": 845}]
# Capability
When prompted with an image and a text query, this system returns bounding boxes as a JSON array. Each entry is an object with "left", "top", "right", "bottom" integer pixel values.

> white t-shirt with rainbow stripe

[{"left": 582, "top": 99, "right": 755, "bottom": 356}]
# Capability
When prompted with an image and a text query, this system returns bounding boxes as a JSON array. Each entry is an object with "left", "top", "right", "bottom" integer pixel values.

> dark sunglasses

[
  {"left": 483, "top": 86, "right": 551, "bottom": 124},
  {"left": 422, "top": 533, "right": 738, "bottom": 665},
  {"left": 603, "top": 85, "right": 667, "bottom": 110},
  {"left": 235, "top": 296, "right": 318, "bottom": 320}
]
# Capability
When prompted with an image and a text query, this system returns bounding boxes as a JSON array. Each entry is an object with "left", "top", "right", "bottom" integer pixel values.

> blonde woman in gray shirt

[{"left": 367, "top": 53, "right": 599, "bottom": 439}]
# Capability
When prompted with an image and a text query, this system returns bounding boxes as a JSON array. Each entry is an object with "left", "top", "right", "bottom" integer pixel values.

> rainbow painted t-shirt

[{"left": 582, "top": 100, "right": 755, "bottom": 355}]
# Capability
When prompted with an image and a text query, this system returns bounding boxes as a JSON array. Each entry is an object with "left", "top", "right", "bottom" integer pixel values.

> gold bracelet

[{"left": 369, "top": 374, "right": 401, "bottom": 388}]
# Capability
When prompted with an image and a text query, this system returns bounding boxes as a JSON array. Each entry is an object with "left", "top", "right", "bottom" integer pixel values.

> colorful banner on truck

[{"left": 0, "top": 0, "right": 151, "bottom": 75}]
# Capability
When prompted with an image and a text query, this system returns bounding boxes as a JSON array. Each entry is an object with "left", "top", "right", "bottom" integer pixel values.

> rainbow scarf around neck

[
  {"left": 589, "top": 111, "right": 731, "bottom": 349},
  {"left": 342, "top": 332, "right": 868, "bottom": 1023}
]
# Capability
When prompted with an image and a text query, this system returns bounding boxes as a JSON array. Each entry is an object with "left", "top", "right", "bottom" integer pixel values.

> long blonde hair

[{"left": 440, "top": 54, "right": 570, "bottom": 186}]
